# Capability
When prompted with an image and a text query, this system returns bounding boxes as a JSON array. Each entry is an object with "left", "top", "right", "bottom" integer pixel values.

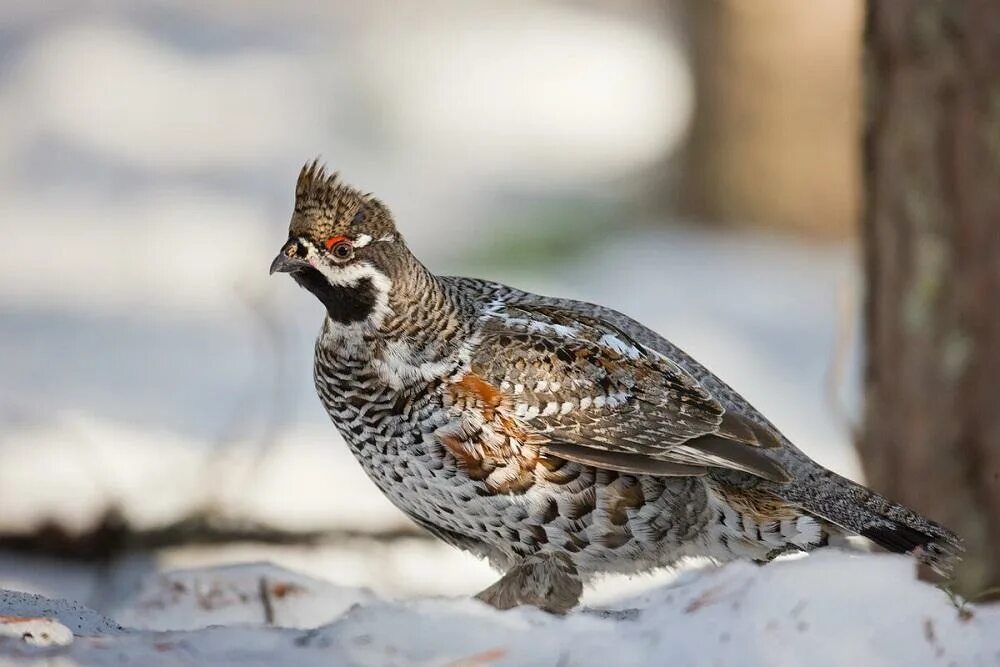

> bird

[{"left": 269, "top": 160, "right": 961, "bottom": 613}]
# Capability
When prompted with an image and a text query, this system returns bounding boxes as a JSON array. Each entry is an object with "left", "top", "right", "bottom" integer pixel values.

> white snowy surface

[
  {"left": 0, "top": 589, "right": 122, "bottom": 637},
  {"left": 0, "top": 554, "right": 997, "bottom": 666},
  {"left": 111, "top": 562, "right": 375, "bottom": 631}
]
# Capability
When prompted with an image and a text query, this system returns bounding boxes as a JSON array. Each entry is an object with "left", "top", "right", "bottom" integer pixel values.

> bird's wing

[{"left": 452, "top": 302, "right": 790, "bottom": 482}]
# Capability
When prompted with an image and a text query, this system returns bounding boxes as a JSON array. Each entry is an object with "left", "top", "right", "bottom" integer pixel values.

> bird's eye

[
  {"left": 324, "top": 236, "right": 354, "bottom": 261},
  {"left": 331, "top": 241, "right": 353, "bottom": 260}
]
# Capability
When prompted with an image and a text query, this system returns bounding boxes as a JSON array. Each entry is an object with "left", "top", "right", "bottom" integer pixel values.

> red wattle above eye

[{"left": 325, "top": 235, "right": 349, "bottom": 250}]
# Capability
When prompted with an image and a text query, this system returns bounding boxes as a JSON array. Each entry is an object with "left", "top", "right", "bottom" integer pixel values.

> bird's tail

[{"left": 779, "top": 468, "right": 963, "bottom": 576}]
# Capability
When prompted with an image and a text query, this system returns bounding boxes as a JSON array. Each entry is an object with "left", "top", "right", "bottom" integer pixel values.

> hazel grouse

[{"left": 269, "top": 161, "right": 960, "bottom": 613}]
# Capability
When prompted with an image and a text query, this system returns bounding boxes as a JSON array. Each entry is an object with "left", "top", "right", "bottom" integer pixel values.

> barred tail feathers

[{"left": 780, "top": 470, "right": 963, "bottom": 575}]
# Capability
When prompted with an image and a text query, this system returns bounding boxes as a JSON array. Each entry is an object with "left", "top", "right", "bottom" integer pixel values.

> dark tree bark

[{"left": 861, "top": 1, "right": 1000, "bottom": 596}]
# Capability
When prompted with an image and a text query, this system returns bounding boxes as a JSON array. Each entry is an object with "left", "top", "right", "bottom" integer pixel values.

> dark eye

[
  {"left": 324, "top": 236, "right": 354, "bottom": 261},
  {"left": 330, "top": 240, "right": 353, "bottom": 260}
]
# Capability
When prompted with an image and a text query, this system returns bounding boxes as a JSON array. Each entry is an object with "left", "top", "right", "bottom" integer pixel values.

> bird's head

[{"left": 269, "top": 160, "right": 405, "bottom": 327}]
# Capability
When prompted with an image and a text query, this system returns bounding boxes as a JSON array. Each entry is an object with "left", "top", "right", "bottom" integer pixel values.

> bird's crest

[
  {"left": 295, "top": 159, "right": 369, "bottom": 210},
  {"left": 290, "top": 159, "right": 396, "bottom": 241}
]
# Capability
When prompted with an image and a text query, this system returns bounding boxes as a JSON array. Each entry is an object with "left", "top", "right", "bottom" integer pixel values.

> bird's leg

[{"left": 475, "top": 552, "right": 583, "bottom": 615}]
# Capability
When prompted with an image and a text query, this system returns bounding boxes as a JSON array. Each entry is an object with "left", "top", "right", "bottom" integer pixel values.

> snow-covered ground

[{"left": 0, "top": 553, "right": 997, "bottom": 666}]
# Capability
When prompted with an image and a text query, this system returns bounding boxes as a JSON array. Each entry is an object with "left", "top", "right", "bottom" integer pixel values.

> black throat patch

[{"left": 291, "top": 267, "right": 378, "bottom": 324}]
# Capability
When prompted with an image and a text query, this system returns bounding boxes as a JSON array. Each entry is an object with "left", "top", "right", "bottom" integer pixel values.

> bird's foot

[{"left": 475, "top": 552, "right": 583, "bottom": 615}]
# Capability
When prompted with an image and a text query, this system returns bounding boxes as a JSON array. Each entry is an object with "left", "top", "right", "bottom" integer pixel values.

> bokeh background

[{"left": 0, "top": 0, "right": 867, "bottom": 610}]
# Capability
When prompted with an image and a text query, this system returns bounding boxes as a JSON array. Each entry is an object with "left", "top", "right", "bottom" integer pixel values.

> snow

[
  {"left": 111, "top": 562, "right": 375, "bottom": 631},
  {"left": 0, "top": 554, "right": 996, "bottom": 666},
  {"left": 0, "top": 589, "right": 122, "bottom": 637}
]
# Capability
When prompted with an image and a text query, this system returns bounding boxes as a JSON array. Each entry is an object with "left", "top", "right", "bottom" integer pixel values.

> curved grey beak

[{"left": 269, "top": 239, "right": 308, "bottom": 275}]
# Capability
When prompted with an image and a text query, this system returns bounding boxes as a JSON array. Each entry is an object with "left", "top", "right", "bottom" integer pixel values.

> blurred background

[{"left": 0, "top": 0, "right": 892, "bottom": 612}]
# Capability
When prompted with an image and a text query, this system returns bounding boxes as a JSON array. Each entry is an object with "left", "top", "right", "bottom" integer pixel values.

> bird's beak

[{"left": 269, "top": 239, "right": 308, "bottom": 275}]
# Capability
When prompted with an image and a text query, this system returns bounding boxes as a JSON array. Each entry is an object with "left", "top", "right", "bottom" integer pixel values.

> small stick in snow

[{"left": 258, "top": 576, "right": 275, "bottom": 626}]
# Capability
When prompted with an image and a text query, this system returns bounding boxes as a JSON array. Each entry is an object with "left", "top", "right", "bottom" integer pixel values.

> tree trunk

[
  {"left": 861, "top": 1, "right": 1000, "bottom": 596},
  {"left": 676, "top": 0, "right": 862, "bottom": 238}
]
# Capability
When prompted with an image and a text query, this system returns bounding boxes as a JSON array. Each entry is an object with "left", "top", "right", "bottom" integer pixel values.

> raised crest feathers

[
  {"left": 294, "top": 158, "right": 383, "bottom": 214},
  {"left": 290, "top": 159, "right": 396, "bottom": 239},
  {"left": 295, "top": 158, "right": 341, "bottom": 204}
]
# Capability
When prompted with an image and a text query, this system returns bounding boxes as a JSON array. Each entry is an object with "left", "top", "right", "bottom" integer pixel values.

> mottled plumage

[{"left": 270, "top": 162, "right": 961, "bottom": 612}]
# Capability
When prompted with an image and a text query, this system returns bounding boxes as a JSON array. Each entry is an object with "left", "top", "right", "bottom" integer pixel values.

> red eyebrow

[{"left": 324, "top": 235, "right": 349, "bottom": 250}]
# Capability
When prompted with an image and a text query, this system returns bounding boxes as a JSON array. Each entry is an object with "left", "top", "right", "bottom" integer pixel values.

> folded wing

[{"left": 463, "top": 304, "right": 790, "bottom": 483}]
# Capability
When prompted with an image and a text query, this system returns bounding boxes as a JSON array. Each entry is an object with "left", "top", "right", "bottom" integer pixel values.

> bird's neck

[{"left": 317, "top": 254, "right": 471, "bottom": 368}]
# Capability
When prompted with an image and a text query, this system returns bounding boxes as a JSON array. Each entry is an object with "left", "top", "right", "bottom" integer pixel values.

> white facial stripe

[
  {"left": 353, "top": 234, "right": 373, "bottom": 248},
  {"left": 314, "top": 262, "right": 393, "bottom": 305}
]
